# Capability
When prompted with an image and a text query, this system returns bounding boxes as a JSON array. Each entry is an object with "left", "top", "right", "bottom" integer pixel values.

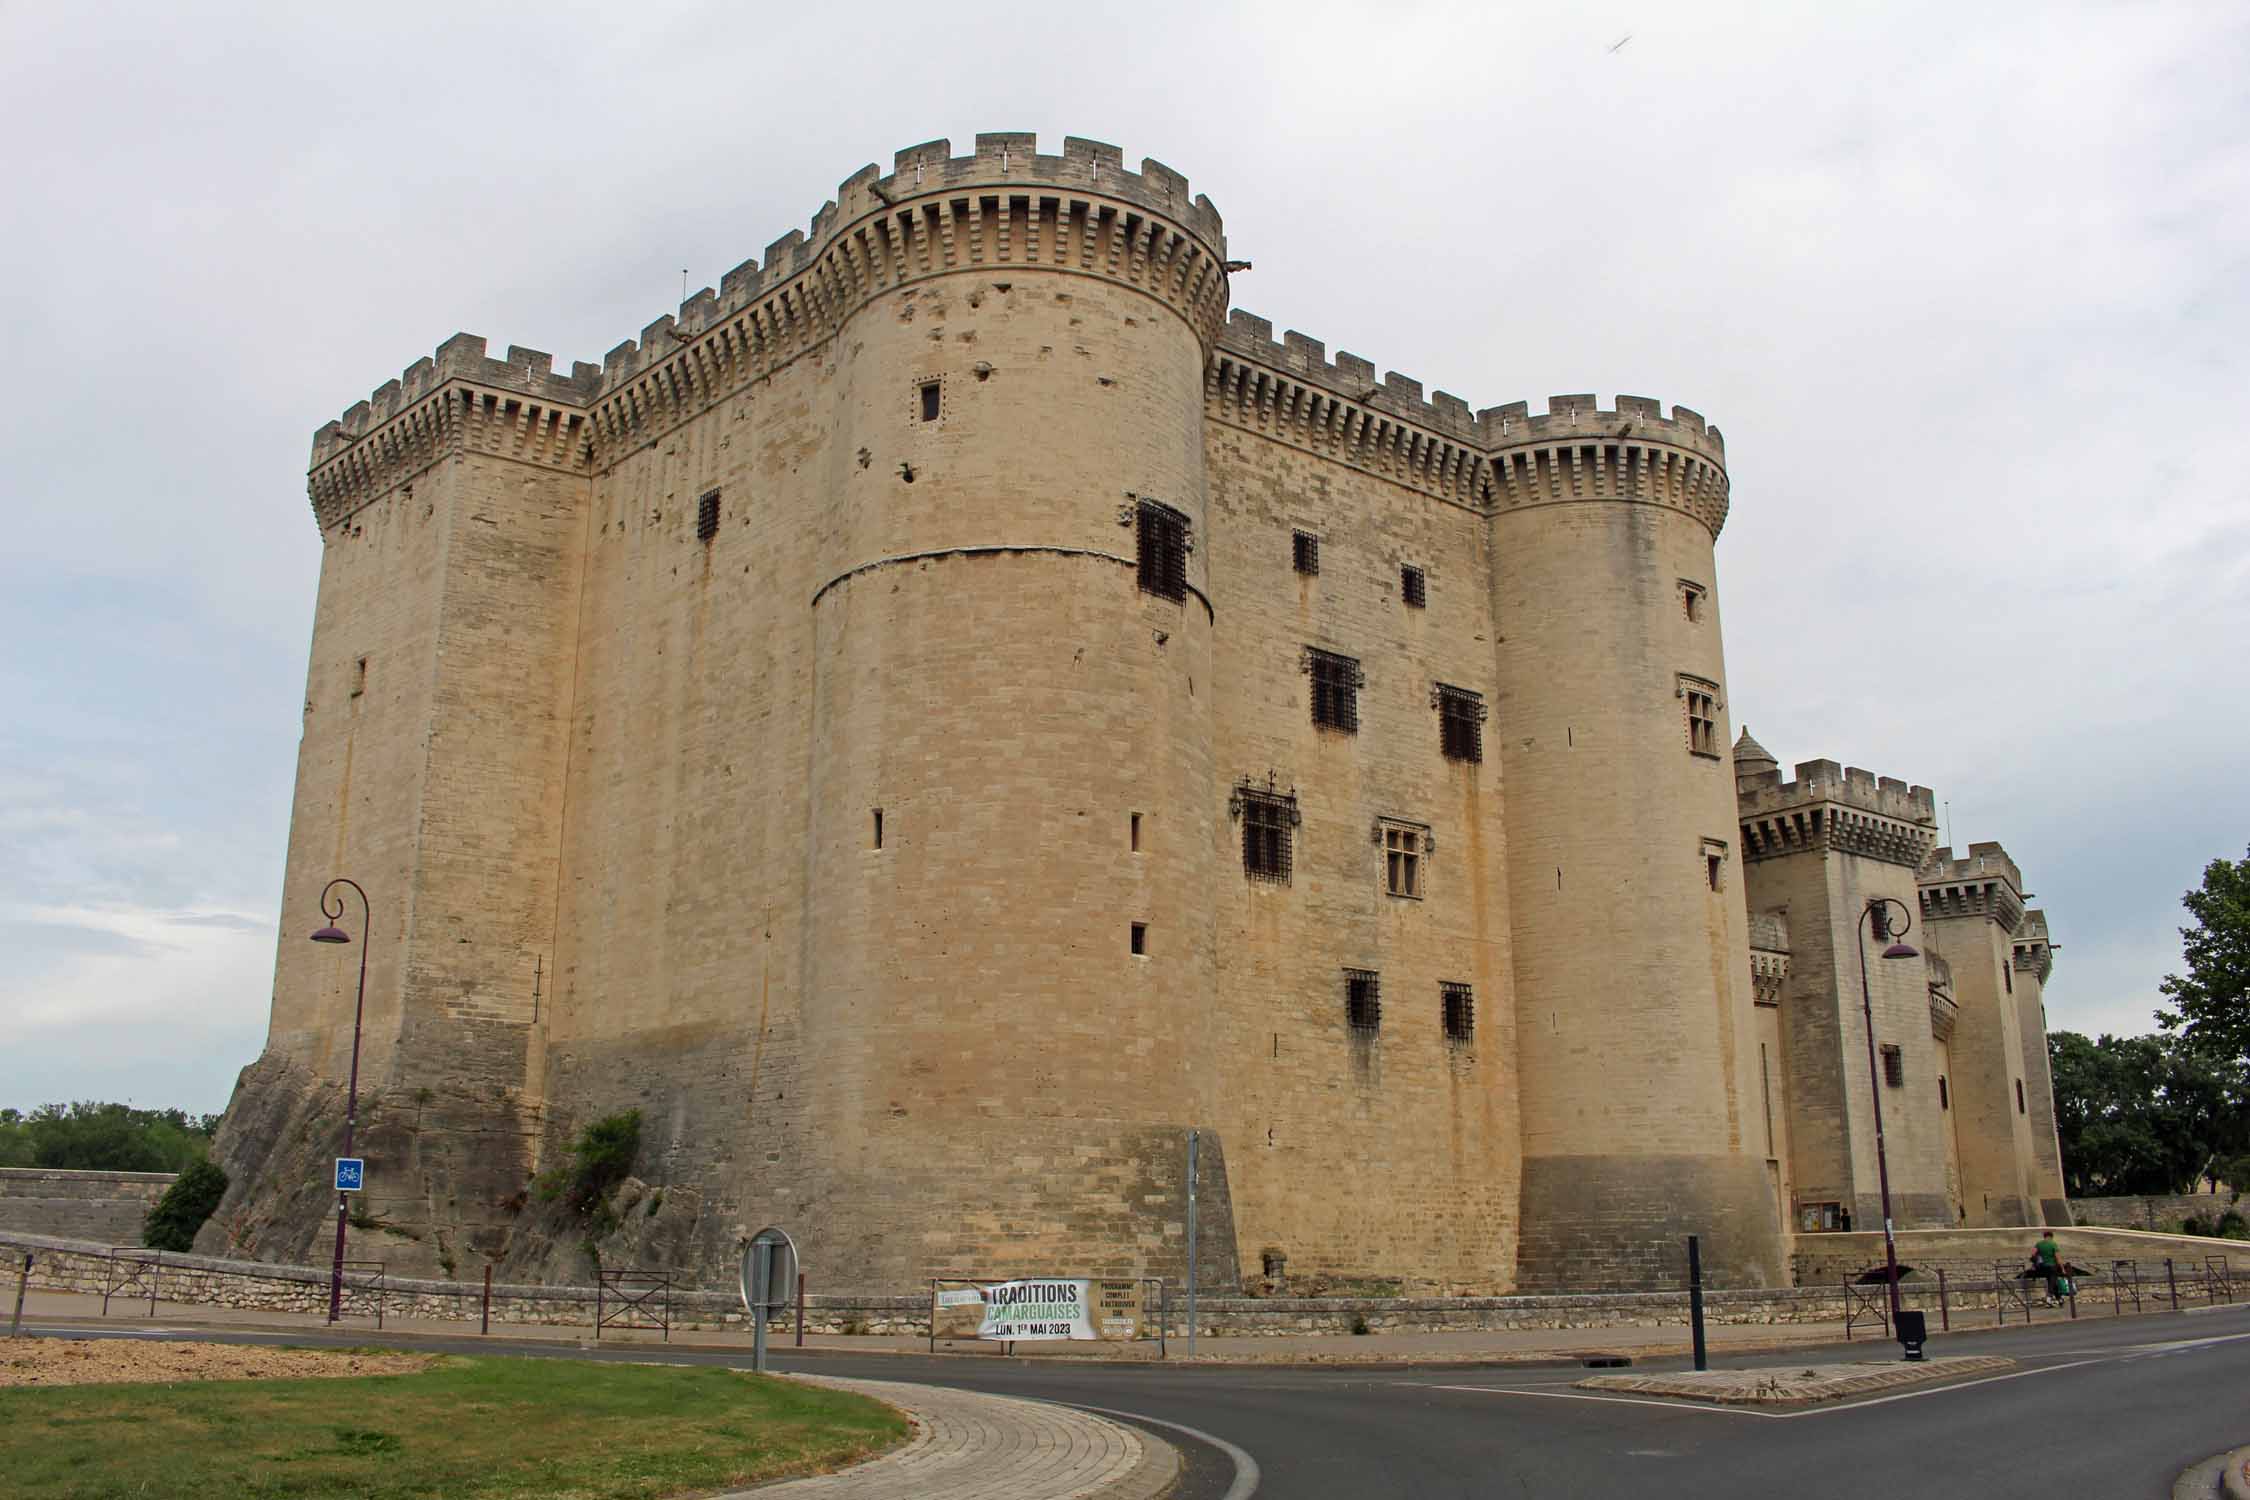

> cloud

[{"left": 1, "top": 0, "right": 2244, "bottom": 1113}]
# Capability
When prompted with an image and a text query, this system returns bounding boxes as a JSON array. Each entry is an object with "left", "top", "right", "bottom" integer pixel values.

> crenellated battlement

[
  {"left": 309, "top": 132, "right": 1234, "bottom": 525},
  {"left": 1738, "top": 758, "right": 1939, "bottom": 824},
  {"left": 1918, "top": 842, "right": 2027, "bottom": 932},
  {"left": 2013, "top": 909, "right": 2056, "bottom": 981},
  {"left": 311, "top": 334, "right": 600, "bottom": 471},
  {"left": 1208, "top": 307, "right": 1732, "bottom": 527},
  {"left": 1736, "top": 756, "right": 1938, "bottom": 869},
  {"left": 591, "top": 132, "right": 1226, "bottom": 392}
]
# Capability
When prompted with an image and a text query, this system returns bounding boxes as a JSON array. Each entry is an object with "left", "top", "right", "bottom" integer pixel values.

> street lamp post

[
  {"left": 1855, "top": 894, "right": 1920, "bottom": 1325},
  {"left": 309, "top": 878, "right": 370, "bottom": 1325}
]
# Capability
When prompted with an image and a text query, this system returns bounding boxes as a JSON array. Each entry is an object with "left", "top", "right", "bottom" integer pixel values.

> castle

[{"left": 207, "top": 133, "right": 2068, "bottom": 1293}]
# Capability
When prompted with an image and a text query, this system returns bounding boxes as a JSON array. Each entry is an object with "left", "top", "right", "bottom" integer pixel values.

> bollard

[
  {"left": 1687, "top": 1236, "right": 1707, "bottom": 1372},
  {"left": 2167, "top": 1258, "right": 2180, "bottom": 1312},
  {"left": 795, "top": 1271, "right": 806, "bottom": 1348},
  {"left": 1936, "top": 1267, "right": 1950, "bottom": 1332},
  {"left": 8, "top": 1253, "right": 30, "bottom": 1338},
  {"left": 481, "top": 1265, "right": 492, "bottom": 1336}
]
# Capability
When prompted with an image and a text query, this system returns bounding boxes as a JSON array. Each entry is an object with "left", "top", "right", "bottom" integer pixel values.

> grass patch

[{"left": 0, "top": 1354, "right": 907, "bottom": 1499}]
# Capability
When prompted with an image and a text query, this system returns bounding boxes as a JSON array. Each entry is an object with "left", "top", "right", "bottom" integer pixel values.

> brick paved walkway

[{"left": 729, "top": 1375, "right": 1178, "bottom": 1499}]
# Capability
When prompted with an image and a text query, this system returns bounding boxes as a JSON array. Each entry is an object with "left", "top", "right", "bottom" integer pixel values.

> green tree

[
  {"left": 0, "top": 1102, "right": 219, "bottom": 1173},
  {"left": 2050, "top": 1031, "right": 2243, "bottom": 1196},
  {"left": 142, "top": 1159, "right": 229, "bottom": 1251},
  {"left": 2159, "top": 847, "right": 2250, "bottom": 1069}
]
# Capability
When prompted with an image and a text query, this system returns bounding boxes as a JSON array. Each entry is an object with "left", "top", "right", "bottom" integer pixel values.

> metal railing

[{"left": 595, "top": 1268, "right": 673, "bottom": 1340}]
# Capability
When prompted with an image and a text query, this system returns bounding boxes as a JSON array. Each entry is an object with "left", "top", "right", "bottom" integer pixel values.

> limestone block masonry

[
  {"left": 0, "top": 1169, "right": 176, "bottom": 1245},
  {"left": 210, "top": 131, "right": 2059, "bottom": 1295}
]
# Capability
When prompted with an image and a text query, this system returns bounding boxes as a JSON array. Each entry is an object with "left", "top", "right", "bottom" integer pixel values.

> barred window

[
  {"left": 1881, "top": 1044, "right": 1904, "bottom": 1088},
  {"left": 1293, "top": 530, "right": 1320, "bottom": 575},
  {"left": 1441, "top": 982, "right": 1474, "bottom": 1045},
  {"left": 1306, "top": 648, "right": 1361, "bottom": 733},
  {"left": 1345, "top": 968, "right": 1381, "bottom": 1034},
  {"left": 1236, "top": 781, "right": 1298, "bottom": 884},
  {"left": 696, "top": 490, "right": 720, "bottom": 542},
  {"left": 1401, "top": 564, "right": 1426, "bottom": 608},
  {"left": 1136, "top": 499, "right": 1188, "bottom": 601},
  {"left": 1435, "top": 684, "right": 1484, "bottom": 763}
]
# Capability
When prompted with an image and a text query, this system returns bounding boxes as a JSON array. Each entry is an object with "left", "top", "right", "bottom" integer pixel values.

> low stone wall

[
  {"left": 13, "top": 1227, "right": 2236, "bottom": 1339},
  {"left": 0, "top": 1169, "right": 174, "bottom": 1245},
  {"left": 1791, "top": 1226, "right": 2243, "bottom": 1288},
  {"left": 2069, "top": 1192, "right": 2241, "bottom": 1231}
]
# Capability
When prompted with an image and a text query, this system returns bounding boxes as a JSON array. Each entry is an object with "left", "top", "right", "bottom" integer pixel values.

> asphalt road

[{"left": 20, "top": 1304, "right": 2250, "bottom": 1498}]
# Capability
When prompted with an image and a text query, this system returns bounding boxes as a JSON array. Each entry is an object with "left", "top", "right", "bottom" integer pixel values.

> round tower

[
  {"left": 800, "top": 135, "right": 1235, "bottom": 1285},
  {"left": 1487, "top": 395, "right": 1783, "bottom": 1289}
]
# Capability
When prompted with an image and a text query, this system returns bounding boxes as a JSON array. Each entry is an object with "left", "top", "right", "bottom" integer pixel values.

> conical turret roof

[{"left": 1733, "top": 726, "right": 1777, "bottom": 775}]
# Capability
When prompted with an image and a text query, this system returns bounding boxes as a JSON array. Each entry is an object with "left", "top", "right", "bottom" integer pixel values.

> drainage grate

[{"left": 1581, "top": 1355, "right": 1633, "bottom": 1368}]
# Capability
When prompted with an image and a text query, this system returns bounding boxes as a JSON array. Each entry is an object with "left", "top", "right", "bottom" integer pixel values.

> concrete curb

[
  {"left": 2224, "top": 1442, "right": 2250, "bottom": 1500},
  {"left": 2173, "top": 1444, "right": 2250, "bottom": 1500},
  {"left": 727, "top": 1374, "right": 1179, "bottom": 1498},
  {"left": 1578, "top": 1354, "right": 2013, "bottom": 1406}
]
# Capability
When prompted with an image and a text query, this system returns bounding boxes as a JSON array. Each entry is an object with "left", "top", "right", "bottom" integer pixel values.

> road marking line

[
  {"left": 1410, "top": 1385, "right": 1772, "bottom": 1418},
  {"left": 1068, "top": 1401, "right": 1260, "bottom": 1499},
  {"left": 1405, "top": 1357, "right": 2113, "bottom": 1422}
]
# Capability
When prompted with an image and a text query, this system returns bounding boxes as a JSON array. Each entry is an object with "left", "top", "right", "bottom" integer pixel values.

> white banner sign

[{"left": 976, "top": 1279, "right": 1095, "bottom": 1341}]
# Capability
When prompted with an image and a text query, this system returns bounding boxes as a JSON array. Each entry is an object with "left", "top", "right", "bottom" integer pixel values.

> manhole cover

[{"left": 1582, "top": 1355, "right": 1633, "bottom": 1368}]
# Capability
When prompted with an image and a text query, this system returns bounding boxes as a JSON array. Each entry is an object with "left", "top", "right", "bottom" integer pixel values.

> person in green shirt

[{"left": 2032, "top": 1229, "right": 2062, "bottom": 1303}]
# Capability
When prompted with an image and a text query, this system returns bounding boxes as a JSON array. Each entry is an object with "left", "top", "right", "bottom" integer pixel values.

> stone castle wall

[
  {"left": 0, "top": 1170, "right": 174, "bottom": 1245},
  {"left": 216, "top": 130, "right": 2065, "bottom": 1297}
]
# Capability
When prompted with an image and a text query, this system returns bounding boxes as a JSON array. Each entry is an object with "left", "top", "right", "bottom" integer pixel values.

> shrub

[
  {"left": 536, "top": 1110, "right": 642, "bottom": 1217},
  {"left": 2217, "top": 1210, "right": 2247, "bottom": 1239},
  {"left": 2184, "top": 1213, "right": 2215, "bottom": 1237},
  {"left": 142, "top": 1160, "right": 228, "bottom": 1251}
]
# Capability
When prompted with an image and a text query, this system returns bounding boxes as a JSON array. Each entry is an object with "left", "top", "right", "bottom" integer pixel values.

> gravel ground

[{"left": 0, "top": 1338, "right": 435, "bottom": 1388}]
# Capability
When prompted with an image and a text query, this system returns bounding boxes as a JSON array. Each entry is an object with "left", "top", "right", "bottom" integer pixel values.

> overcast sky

[{"left": 3, "top": 2, "right": 2244, "bottom": 1116}]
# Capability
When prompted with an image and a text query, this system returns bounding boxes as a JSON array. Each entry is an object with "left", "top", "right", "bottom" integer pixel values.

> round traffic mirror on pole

[{"left": 740, "top": 1226, "right": 799, "bottom": 1372}]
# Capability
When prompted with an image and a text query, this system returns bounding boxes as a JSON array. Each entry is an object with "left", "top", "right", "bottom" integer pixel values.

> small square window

[
  {"left": 1383, "top": 824, "right": 1423, "bottom": 899},
  {"left": 1435, "top": 684, "right": 1484, "bottom": 763},
  {"left": 696, "top": 489, "right": 720, "bottom": 542},
  {"left": 1292, "top": 530, "right": 1320, "bottom": 576},
  {"left": 1344, "top": 968, "right": 1381, "bottom": 1034},
  {"left": 1306, "top": 648, "right": 1361, "bottom": 733},
  {"left": 1707, "top": 854, "right": 1723, "bottom": 891},
  {"left": 1136, "top": 499, "right": 1189, "bottom": 602},
  {"left": 1881, "top": 1044, "right": 1904, "bottom": 1088},
  {"left": 1441, "top": 982, "right": 1474, "bottom": 1045},
  {"left": 1401, "top": 565, "right": 1426, "bottom": 608},
  {"left": 918, "top": 380, "right": 942, "bottom": 422},
  {"left": 1131, "top": 922, "right": 1148, "bottom": 956}
]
